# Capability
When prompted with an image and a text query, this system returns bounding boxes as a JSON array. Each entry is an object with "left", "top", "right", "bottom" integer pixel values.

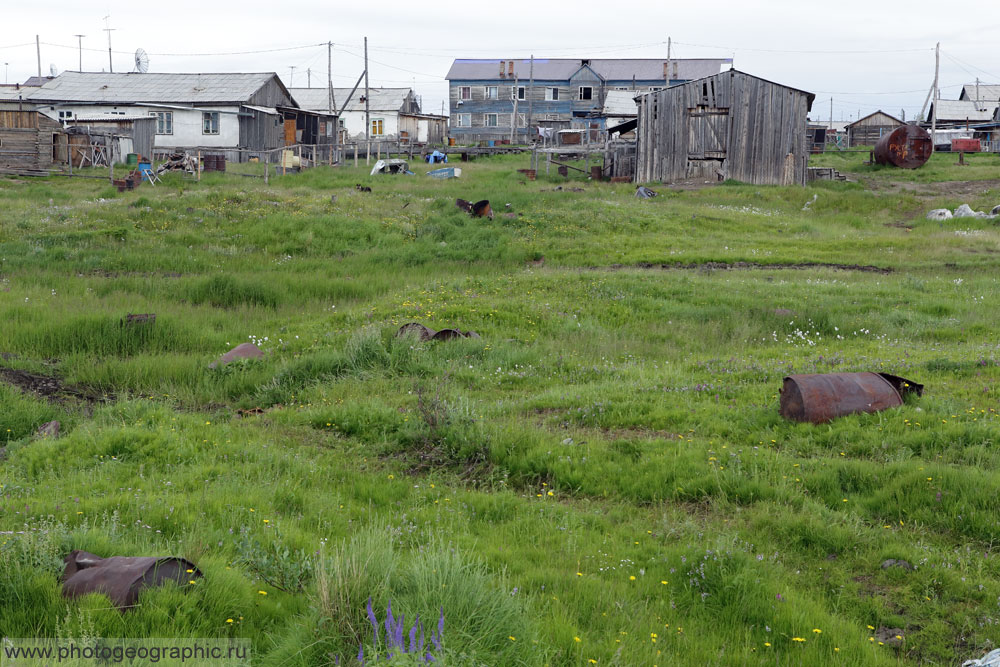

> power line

[
  {"left": 941, "top": 50, "right": 1000, "bottom": 82},
  {"left": 674, "top": 40, "right": 932, "bottom": 55}
]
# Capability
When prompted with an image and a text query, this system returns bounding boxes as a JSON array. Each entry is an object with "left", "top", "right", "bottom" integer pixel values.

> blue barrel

[{"left": 488, "top": 140, "right": 495, "bottom": 147}]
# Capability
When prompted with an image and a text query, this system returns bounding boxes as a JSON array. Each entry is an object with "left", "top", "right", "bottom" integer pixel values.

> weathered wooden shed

[
  {"left": 0, "top": 106, "right": 65, "bottom": 172},
  {"left": 845, "top": 111, "right": 903, "bottom": 147},
  {"left": 635, "top": 70, "right": 815, "bottom": 186}
]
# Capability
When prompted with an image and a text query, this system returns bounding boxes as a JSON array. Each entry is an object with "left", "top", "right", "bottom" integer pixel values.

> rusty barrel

[
  {"left": 779, "top": 372, "right": 921, "bottom": 423},
  {"left": 873, "top": 125, "right": 932, "bottom": 169}
]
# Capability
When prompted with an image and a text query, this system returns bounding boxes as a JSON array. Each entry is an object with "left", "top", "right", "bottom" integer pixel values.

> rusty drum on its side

[
  {"left": 873, "top": 125, "right": 932, "bottom": 169},
  {"left": 779, "top": 372, "right": 923, "bottom": 423}
]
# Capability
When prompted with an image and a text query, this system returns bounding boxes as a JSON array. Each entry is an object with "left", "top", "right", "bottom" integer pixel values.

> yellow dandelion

[
  {"left": 660, "top": 580, "right": 668, "bottom": 585},
  {"left": 226, "top": 619, "right": 234, "bottom": 624},
  {"left": 629, "top": 575, "right": 636, "bottom": 581},
  {"left": 834, "top": 647, "right": 840, "bottom": 652},
  {"left": 576, "top": 572, "right": 583, "bottom": 577},
  {"left": 813, "top": 629, "right": 822, "bottom": 634},
  {"left": 792, "top": 637, "right": 806, "bottom": 642},
  {"left": 258, "top": 590, "right": 267, "bottom": 596},
  {"left": 764, "top": 642, "right": 771, "bottom": 647},
  {"left": 188, "top": 580, "right": 196, "bottom": 585},
  {"left": 186, "top": 569, "right": 194, "bottom": 573},
  {"left": 574, "top": 636, "right": 581, "bottom": 643},
  {"left": 547, "top": 491, "right": 554, "bottom": 496},
  {"left": 388, "top": 474, "right": 394, "bottom": 480},
  {"left": 508, "top": 636, "right": 516, "bottom": 642}
]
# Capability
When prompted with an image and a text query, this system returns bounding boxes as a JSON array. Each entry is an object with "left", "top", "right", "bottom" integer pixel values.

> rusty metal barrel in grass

[
  {"left": 779, "top": 372, "right": 923, "bottom": 423},
  {"left": 874, "top": 125, "right": 932, "bottom": 169}
]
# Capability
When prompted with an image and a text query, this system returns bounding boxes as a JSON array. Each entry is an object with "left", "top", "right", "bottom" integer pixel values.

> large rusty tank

[
  {"left": 779, "top": 372, "right": 923, "bottom": 423},
  {"left": 873, "top": 125, "right": 932, "bottom": 169}
]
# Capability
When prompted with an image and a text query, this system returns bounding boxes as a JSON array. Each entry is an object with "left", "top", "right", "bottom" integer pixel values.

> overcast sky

[{"left": 3, "top": 0, "right": 998, "bottom": 121}]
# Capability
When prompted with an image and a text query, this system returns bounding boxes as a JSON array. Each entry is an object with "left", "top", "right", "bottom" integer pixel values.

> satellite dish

[
  {"left": 134, "top": 48, "right": 149, "bottom": 73},
  {"left": 49, "top": 64, "right": 58, "bottom": 77}
]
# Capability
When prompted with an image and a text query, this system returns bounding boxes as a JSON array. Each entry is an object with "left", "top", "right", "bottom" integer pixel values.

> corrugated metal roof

[
  {"left": 601, "top": 90, "right": 638, "bottom": 117},
  {"left": 0, "top": 85, "right": 40, "bottom": 101},
  {"left": 931, "top": 99, "right": 996, "bottom": 122},
  {"left": 27, "top": 71, "right": 282, "bottom": 104},
  {"left": 243, "top": 105, "right": 280, "bottom": 115},
  {"left": 635, "top": 69, "right": 816, "bottom": 110},
  {"left": 960, "top": 84, "right": 1000, "bottom": 104},
  {"left": 446, "top": 58, "right": 731, "bottom": 81},
  {"left": 289, "top": 87, "right": 413, "bottom": 113}
]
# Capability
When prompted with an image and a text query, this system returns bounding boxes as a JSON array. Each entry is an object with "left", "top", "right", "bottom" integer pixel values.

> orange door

[{"left": 284, "top": 119, "right": 297, "bottom": 145}]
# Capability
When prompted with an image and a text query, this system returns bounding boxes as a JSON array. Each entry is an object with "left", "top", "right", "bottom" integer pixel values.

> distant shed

[
  {"left": 65, "top": 115, "right": 157, "bottom": 161},
  {"left": 845, "top": 111, "right": 903, "bottom": 147},
  {"left": 635, "top": 69, "right": 815, "bottom": 186},
  {"left": 0, "top": 106, "right": 65, "bottom": 171}
]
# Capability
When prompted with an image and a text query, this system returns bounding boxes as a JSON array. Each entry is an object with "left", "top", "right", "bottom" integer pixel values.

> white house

[{"left": 27, "top": 72, "right": 295, "bottom": 159}]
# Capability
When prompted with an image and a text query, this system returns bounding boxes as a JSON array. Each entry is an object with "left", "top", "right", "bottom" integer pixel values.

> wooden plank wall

[{"left": 636, "top": 71, "right": 811, "bottom": 186}]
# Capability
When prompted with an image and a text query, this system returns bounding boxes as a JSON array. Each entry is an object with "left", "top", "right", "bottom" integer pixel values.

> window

[
  {"left": 57, "top": 110, "right": 73, "bottom": 120},
  {"left": 202, "top": 111, "right": 220, "bottom": 135},
  {"left": 485, "top": 86, "right": 498, "bottom": 100},
  {"left": 459, "top": 86, "right": 472, "bottom": 100},
  {"left": 339, "top": 118, "right": 346, "bottom": 128},
  {"left": 546, "top": 87, "right": 559, "bottom": 101},
  {"left": 515, "top": 86, "right": 526, "bottom": 101},
  {"left": 371, "top": 118, "right": 384, "bottom": 136},
  {"left": 456, "top": 113, "right": 471, "bottom": 127},
  {"left": 648, "top": 86, "right": 663, "bottom": 92},
  {"left": 614, "top": 86, "right": 629, "bottom": 91},
  {"left": 579, "top": 86, "right": 593, "bottom": 100},
  {"left": 485, "top": 113, "right": 498, "bottom": 127},
  {"left": 149, "top": 111, "right": 173, "bottom": 135}
]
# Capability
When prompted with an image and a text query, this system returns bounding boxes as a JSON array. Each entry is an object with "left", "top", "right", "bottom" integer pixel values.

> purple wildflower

[
  {"left": 366, "top": 598, "right": 379, "bottom": 646},
  {"left": 357, "top": 644, "right": 364, "bottom": 666},
  {"left": 394, "top": 612, "right": 405, "bottom": 650}
]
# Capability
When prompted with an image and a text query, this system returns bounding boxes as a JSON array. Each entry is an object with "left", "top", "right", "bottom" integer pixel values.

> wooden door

[
  {"left": 687, "top": 108, "right": 729, "bottom": 159},
  {"left": 283, "top": 119, "right": 297, "bottom": 145}
]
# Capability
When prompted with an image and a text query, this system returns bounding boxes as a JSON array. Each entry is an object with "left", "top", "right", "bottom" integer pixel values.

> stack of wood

[{"left": 156, "top": 152, "right": 197, "bottom": 175}]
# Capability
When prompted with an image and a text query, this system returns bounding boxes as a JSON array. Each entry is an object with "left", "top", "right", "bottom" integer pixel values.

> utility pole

[
  {"left": 102, "top": 16, "right": 114, "bottom": 73},
  {"left": 74, "top": 34, "right": 85, "bottom": 71},
  {"left": 528, "top": 54, "right": 534, "bottom": 141},
  {"left": 829, "top": 97, "right": 833, "bottom": 131},
  {"left": 289, "top": 65, "right": 296, "bottom": 87},
  {"left": 307, "top": 68, "right": 311, "bottom": 87},
  {"left": 931, "top": 41, "right": 940, "bottom": 152},
  {"left": 364, "top": 36, "right": 370, "bottom": 163},
  {"left": 36, "top": 35, "right": 41, "bottom": 78},
  {"left": 976, "top": 76, "right": 980, "bottom": 110},
  {"left": 327, "top": 40, "right": 336, "bottom": 163},
  {"left": 510, "top": 75, "right": 519, "bottom": 144},
  {"left": 665, "top": 36, "right": 671, "bottom": 88}
]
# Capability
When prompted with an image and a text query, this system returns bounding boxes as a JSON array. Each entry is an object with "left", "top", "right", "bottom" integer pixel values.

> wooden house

[
  {"left": 289, "top": 87, "right": 420, "bottom": 142},
  {"left": 845, "top": 111, "right": 903, "bottom": 147},
  {"left": 634, "top": 70, "right": 815, "bottom": 186},
  {"left": 27, "top": 72, "right": 295, "bottom": 161},
  {"left": 0, "top": 106, "right": 65, "bottom": 172}
]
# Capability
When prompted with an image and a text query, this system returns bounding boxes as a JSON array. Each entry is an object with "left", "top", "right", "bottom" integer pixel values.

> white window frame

[
  {"left": 485, "top": 113, "right": 498, "bottom": 127},
  {"left": 57, "top": 110, "right": 74, "bottom": 120},
  {"left": 202, "top": 111, "right": 220, "bottom": 135},
  {"left": 370, "top": 118, "right": 385, "bottom": 136},
  {"left": 456, "top": 113, "right": 471, "bottom": 127},
  {"left": 149, "top": 111, "right": 173, "bottom": 135},
  {"left": 485, "top": 86, "right": 498, "bottom": 100},
  {"left": 546, "top": 87, "right": 559, "bottom": 101},
  {"left": 459, "top": 86, "right": 472, "bottom": 100},
  {"left": 579, "top": 86, "right": 593, "bottom": 100},
  {"left": 515, "top": 86, "right": 526, "bottom": 101}
]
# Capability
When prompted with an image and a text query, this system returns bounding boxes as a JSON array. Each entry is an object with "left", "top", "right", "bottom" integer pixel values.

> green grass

[{"left": 2, "top": 150, "right": 1000, "bottom": 665}]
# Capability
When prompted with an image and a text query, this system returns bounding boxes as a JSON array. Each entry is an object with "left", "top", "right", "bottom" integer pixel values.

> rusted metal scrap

[
  {"left": 396, "top": 323, "right": 480, "bottom": 341},
  {"left": 456, "top": 199, "right": 493, "bottom": 219},
  {"left": 62, "top": 550, "right": 202, "bottom": 610},
  {"left": 874, "top": 125, "right": 932, "bottom": 169},
  {"left": 779, "top": 372, "right": 923, "bottom": 423}
]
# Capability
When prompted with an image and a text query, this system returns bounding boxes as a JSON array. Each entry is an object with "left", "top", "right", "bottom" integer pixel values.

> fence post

[{"left": 354, "top": 144, "right": 358, "bottom": 168}]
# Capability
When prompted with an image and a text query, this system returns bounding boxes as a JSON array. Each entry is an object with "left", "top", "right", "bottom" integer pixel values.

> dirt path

[{"left": 0, "top": 366, "right": 108, "bottom": 404}]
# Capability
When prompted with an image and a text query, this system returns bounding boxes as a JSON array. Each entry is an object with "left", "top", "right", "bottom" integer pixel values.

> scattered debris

[
  {"left": 370, "top": 159, "right": 413, "bottom": 176},
  {"left": 880, "top": 559, "right": 913, "bottom": 571},
  {"left": 396, "top": 323, "right": 480, "bottom": 341},
  {"left": 62, "top": 550, "right": 202, "bottom": 611},
  {"left": 156, "top": 152, "right": 197, "bottom": 175},
  {"left": 355, "top": 184, "right": 372, "bottom": 192},
  {"left": 237, "top": 407, "right": 265, "bottom": 418},
  {"left": 456, "top": 199, "right": 493, "bottom": 219},
  {"left": 779, "top": 372, "right": 923, "bottom": 424},
  {"left": 37, "top": 421, "right": 60, "bottom": 438},
  {"left": 209, "top": 343, "right": 264, "bottom": 369},
  {"left": 427, "top": 167, "right": 462, "bottom": 179},
  {"left": 963, "top": 648, "right": 1000, "bottom": 667},
  {"left": 551, "top": 186, "right": 584, "bottom": 192},
  {"left": 928, "top": 204, "right": 998, "bottom": 220},
  {"left": 874, "top": 125, "right": 932, "bottom": 169},
  {"left": 635, "top": 186, "right": 657, "bottom": 199},
  {"left": 330, "top": 195, "right": 337, "bottom": 203},
  {"left": 425, "top": 150, "right": 448, "bottom": 164},
  {"left": 802, "top": 194, "right": 818, "bottom": 211}
]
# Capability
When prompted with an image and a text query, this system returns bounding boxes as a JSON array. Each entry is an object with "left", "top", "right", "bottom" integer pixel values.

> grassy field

[{"left": 1, "top": 149, "right": 1000, "bottom": 666}]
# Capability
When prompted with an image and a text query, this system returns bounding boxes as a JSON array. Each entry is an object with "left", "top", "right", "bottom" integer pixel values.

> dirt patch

[
  {"left": 875, "top": 178, "right": 1000, "bottom": 198},
  {"left": 0, "top": 366, "right": 109, "bottom": 405},
  {"left": 599, "top": 261, "right": 893, "bottom": 274},
  {"left": 79, "top": 270, "right": 184, "bottom": 279}
]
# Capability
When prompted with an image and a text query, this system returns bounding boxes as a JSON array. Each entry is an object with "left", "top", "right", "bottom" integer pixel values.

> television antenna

[{"left": 134, "top": 48, "right": 149, "bottom": 73}]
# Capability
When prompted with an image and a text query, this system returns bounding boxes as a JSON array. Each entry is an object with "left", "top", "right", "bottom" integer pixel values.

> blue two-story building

[{"left": 445, "top": 57, "right": 732, "bottom": 142}]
